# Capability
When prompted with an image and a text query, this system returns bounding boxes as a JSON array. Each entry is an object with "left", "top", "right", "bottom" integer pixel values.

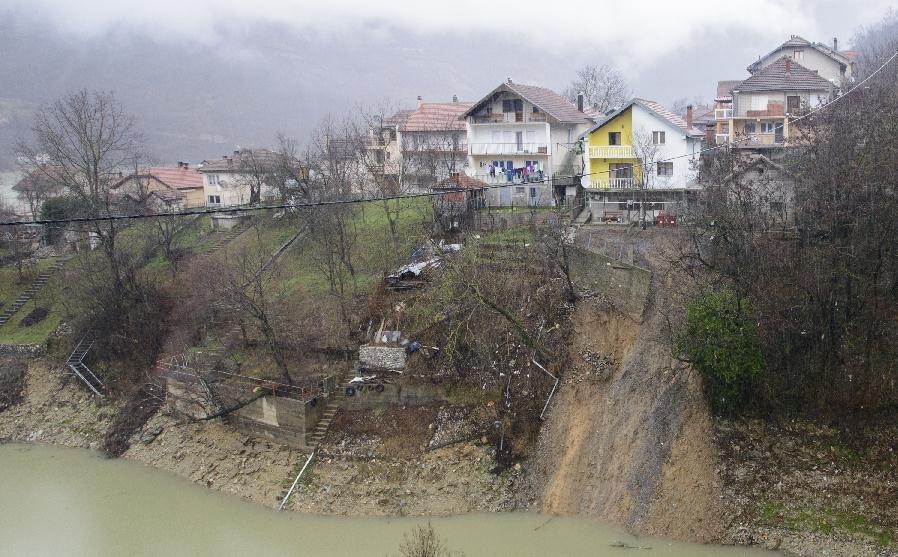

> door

[
  {"left": 529, "top": 187, "right": 538, "bottom": 206},
  {"left": 515, "top": 131, "right": 524, "bottom": 152},
  {"left": 775, "top": 124, "right": 784, "bottom": 143},
  {"left": 500, "top": 186, "right": 512, "bottom": 206}
]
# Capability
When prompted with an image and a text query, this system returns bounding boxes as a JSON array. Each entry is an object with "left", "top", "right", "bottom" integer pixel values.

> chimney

[
  {"left": 686, "top": 104, "right": 694, "bottom": 130},
  {"left": 833, "top": 37, "right": 838, "bottom": 51},
  {"left": 452, "top": 94, "right": 458, "bottom": 103},
  {"left": 577, "top": 92, "right": 584, "bottom": 112},
  {"left": 233, "top": 149, "right": 240, "bottom": 156},
  {"left": 416, "top": 95, "right": 423, "bottom": 108},
  {"left": 507, "top": 77, "right": 513, "bottom": 84}
]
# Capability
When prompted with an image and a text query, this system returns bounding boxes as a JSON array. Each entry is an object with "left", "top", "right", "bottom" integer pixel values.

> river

[{"left": 0, "top": 443, "right": 778, "bottom": 557}]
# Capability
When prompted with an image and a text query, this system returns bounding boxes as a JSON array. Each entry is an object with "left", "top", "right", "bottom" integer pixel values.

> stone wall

[
  {"left": 567, "top": 245, "right": 652, "bottom": 320},
  {"left": 0, "top": 343, "right": 46, "bottom": 358},
  {"left": 358, "top": 345, "right": 407, "bottom": 371}
]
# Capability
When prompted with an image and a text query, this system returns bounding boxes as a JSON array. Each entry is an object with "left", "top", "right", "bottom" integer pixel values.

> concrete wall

[
  {"left": 341, "top": 380, "right": 450, "bottom": 410},
  {"left": 567, "top": 245, "right": 652, "bottom": 320},
  {"left": 166, "top": 375, "right": 330, "bottom": 449}
]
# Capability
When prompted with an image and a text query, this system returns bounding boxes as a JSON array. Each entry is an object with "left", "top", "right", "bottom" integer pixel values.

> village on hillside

[{"left": 1, "top": 22, "right": 897, "bottom": 557}]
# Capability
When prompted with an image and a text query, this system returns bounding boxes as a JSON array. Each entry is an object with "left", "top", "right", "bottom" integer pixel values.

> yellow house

[{"left": 582, "top": 98, "right": 703, "bottom": 191}]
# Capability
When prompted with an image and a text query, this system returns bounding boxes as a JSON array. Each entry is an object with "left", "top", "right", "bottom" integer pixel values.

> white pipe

[
  {"left": 532, "top": 357, "right": 560, "bottom": 420},
  {"left": 278, "top": 449, "right": 316, "bottom": 511}
]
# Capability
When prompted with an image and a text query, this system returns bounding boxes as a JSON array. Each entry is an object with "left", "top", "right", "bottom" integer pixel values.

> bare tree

[
  {"left": 395, "top": 523, "right": 461, "bottom": 557},
  {"left": 17, "top": 90, "right": 146, "bottom": 288},
  {"left": 563, "top": 64, "right": 631, "bottom": 114},
  {"left": 11, "top": 164, "right": 63, "bottom": 218},
  {"left": 233, "top": 148, "right": 277, "bottom": 205},
  {"left": 632, "top": 130, "right": 661, "bottom": 229}
]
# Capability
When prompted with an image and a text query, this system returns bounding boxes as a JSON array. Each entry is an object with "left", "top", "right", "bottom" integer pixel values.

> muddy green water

[{"left": 0, "top": 443, "right": 777, "bottom": 557}]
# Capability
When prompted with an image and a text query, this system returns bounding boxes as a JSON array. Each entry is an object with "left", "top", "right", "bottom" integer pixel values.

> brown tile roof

[
  {"left": 735, "top": 57, "right": 833, "bottom": 92},
  {"left": 716, "top": 80, "right": 742, "bottom": 98},
  {"left": 464, "top": 80, "right": 593, "bottom": 125},
  {"left": 13, "top": 166, "right": 66, "bottom": 194},
  {"left": 198, "top": 148, "right": 278, "bottom": 173},
  {"left": 434, "top": 174, "right": 488, "bottom": 190},
  {"left": 747, "top": 36, "right": 852, "bottom": 73},
  {"left": 583, "top": 98, "right": 704, "bottom": 138},
  {"left": 401, "top": 101, "right": 473, "bottom": 132},
  {"left": 150, "top": 187, "right": 185, "bottom": 202},
  {"left": 146, "top": 165, "right": 203, "bottom": 190}
]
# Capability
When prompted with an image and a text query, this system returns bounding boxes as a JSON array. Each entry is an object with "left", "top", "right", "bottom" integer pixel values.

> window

[
  {"left": 532, "top": 106, "right": 540, "bottom": 114},
  {"left": 761, "top": 121, "right": 777, "bottom": 134},
  {"left": 207, "top": 195, "right": 221, "bottom": 204},
  {"left": 208, "top": 174, "right": 219, "bottom": 186},
  {"left": 608, "top": 132, "right": 622, "bottom": 146},
  {"left": 793, "top": 50, "right": 804, "bottom": 60},
  {"left": 750, "top": 95, "right": 768, "bottom": 111},
  {"left": 744, "top": 122, "right": 756, "bottom": 134},
  {"left": 652, "top": 131, "right": 666, "bottom": 145},
  {"left": 502, "top": 99, "right": 523, "bottom": 113},
  {"left": 657, "top": 162, "right": 674, "bottom": 176},
  {"left": 515, "top": 187, "right": 525, "bottom": 195},
  {"left": 787, "top": 95, "right": 801, "bottom": 114},
  {"left": 609, "top": 163, "right": 633, "bottom": 178}
]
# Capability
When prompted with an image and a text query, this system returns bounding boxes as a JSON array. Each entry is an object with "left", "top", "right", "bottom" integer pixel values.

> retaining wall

[
  {"left": 0, "top": 343, "right": 46, "bottom": 358},
  {"left": 568, "top": 245, "right": 652, "bottom": 320}
]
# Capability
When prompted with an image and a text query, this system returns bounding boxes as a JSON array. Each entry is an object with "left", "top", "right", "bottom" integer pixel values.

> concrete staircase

[
  {"left": 0, "top": 259, "right": 66, "bottom": 326},
  {"left": 573, "top": 206, "right": 592, "bottom": 227},
  {"left": 66, "top": 332, "right": 104, "bottom": 397},
  {"left": 307, "top": 373, "right": 349, "bottom": 447},
  {"left": 200, "top": 224, "right": 248, "bottom": 257}
]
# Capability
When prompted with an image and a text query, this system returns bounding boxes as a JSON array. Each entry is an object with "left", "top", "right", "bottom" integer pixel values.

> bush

[
  {"left": 678, "top": 289, "right": 765, "bottom": 415},
  {"left": 40, "top": 196, "right": 89, "bottom": 244}
]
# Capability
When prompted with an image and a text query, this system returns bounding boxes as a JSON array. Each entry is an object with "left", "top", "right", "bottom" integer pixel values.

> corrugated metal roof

[{"left": 735, "top": 57, "right": 833, "bottom": 92}]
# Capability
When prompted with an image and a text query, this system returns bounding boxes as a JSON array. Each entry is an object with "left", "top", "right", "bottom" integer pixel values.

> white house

[
  {"left": 198, "top": 149, "right": 278, "bottom": 207},
  {"left": 461, "top": 78, "right": 594, "bottom": 207}
]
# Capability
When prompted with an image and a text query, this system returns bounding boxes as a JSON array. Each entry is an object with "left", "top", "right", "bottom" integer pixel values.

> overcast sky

[{"left": 0, "top": 0, "right": 894, "bottom": 175}]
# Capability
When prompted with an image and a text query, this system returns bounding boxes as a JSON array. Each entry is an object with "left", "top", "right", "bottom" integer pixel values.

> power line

[{"left": 3, "top": 50, "right": 895, "bottom": 228}]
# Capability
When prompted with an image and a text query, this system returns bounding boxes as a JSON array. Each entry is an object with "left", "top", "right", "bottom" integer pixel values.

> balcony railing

[
  {"left": 474, "top": 172, "right": 547, "bottom": 185},
  {"left": 715, "top": 108, "right": 733, "bottom": 120},
  {"left": 588, "top": 177, "right": 637, "bottom": 189},
  {"left": 471, "top": 114, "right": 549, "bottom": 124},
  {"left": 588, "top": 145, "right": 636, "bottom": 159},
  {"left": 715, "top": 134, "right": 730, "bottom": 144},
  {"left": 469, "top": 143, "right": 549, "bottom": 155}
]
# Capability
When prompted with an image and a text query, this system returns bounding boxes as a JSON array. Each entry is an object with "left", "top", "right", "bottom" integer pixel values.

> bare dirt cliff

[{"left": 521, "top": 238, "right": 725, "bottom": 542}]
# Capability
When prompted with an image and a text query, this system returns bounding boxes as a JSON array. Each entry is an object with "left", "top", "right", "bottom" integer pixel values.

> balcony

[
  {"left": 471, "top": 114, "right": 549, "bottom": 124},
  {"left": 588, "top": 145, "right": 636, "bottom": 159},
  {"left": 733, "top": 133, "right": 780, "bottom": 147},
  {"left": 469, "top": 143, "right": 549, "bottom": 156},
  {"left": 715, "top": 108, "right": 733, "bottom": 120},
  {"left": 588, "top": 177, "right": 637, "bottom": 189}
]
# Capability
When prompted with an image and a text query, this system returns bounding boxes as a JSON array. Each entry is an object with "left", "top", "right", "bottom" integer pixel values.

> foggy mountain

[{"left": 0, "top": 16, "right": 578, "bottom": 170}]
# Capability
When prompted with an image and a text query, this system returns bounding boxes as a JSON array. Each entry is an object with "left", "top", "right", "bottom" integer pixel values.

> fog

[{"left": 0, "top": 0, "right": 892, "bottom": 170}]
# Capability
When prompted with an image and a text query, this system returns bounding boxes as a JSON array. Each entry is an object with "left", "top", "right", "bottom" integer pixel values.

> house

[
  {"left": 198, "top": 149, "right": 279, "bottom": 207},
  {"left": 725, "top": 57, "right": 833, "bottom": 149},
  {"left": 368, "top": 97, "right": 473, "bottom": 191},
  {"left": 12, "top": 166, "right": 65, "bottom": 217},
  {"left": 713, "top": 80, "right": 742, "bottom": 145},
  {"left": 747, "top": 35, "right": 856, "bottom": 85},
  {"left": 722, "top": 154, "right": 797, "bottom": 229},
  {"left": 113, "top": 162, "right": 204, "bottom": 209},
  {"left": 579, "top": 98, "right": 704, "bottom": 223},
  {"left": 461, "top": 78, "right": 595, "bottom": 207}
]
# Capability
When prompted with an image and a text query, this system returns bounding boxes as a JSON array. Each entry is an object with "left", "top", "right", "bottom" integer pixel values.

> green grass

[
  {"left": 760, "top": 501, "right": 893, "bottom": 546},
  {"left": 477, "top": 227, "right": 535, "bottom": 244},
  {"left": 0, "top": 274, "right": 65, "bottom": 345}
]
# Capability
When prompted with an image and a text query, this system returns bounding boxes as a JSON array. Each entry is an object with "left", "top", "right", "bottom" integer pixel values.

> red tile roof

[
  {"left": 146, "top": 165, "right": 203, "bottom": 190},
  {"left": 735, "top": 57, "right": 833, "bottom": 92},
  {"left": 464, "top": 80, "right": 593, "bottom": 125},
  {"left": 401, "top": 102, "right": 473, "bottom": 132}
]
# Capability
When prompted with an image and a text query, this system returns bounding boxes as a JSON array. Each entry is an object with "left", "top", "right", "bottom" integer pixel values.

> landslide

[{"left": 521, "top": 244, "right": 724, "bottom": 542}]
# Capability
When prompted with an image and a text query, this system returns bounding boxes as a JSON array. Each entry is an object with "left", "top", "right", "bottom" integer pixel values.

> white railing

[
  {"left": 715, "top": 134, "right": 730, "bottom": 144},
  {"left": 589, "top": 177, "right": 637, "bottom": 189},
  {"left": 715, "top": 108, "right": 733, "bottom": 120},
  {"left": 469, "top": 143, "right": 549, "bottom": 155},
  {"left": 471, "top": 114, "right": 548, "bottom": 124},
  {"left": 588, "top": 145, "right": 636, "bottom": 159}
]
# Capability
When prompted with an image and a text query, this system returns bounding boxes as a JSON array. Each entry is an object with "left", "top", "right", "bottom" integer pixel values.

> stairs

[
  {"left": 307, "top": 373, "right": 349, "bottom": 447},
  {"left": 0, "top": 259, "right": 66, "bottom": 326},
  {"left": 66, "top": 333, "right": 104, "bottom": 397},
  {"left": 200, "top": 224, "right": 248, "bottom": 257},
  {"left": 573, "top": 207, "right": 592, "bottom": 227}
]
